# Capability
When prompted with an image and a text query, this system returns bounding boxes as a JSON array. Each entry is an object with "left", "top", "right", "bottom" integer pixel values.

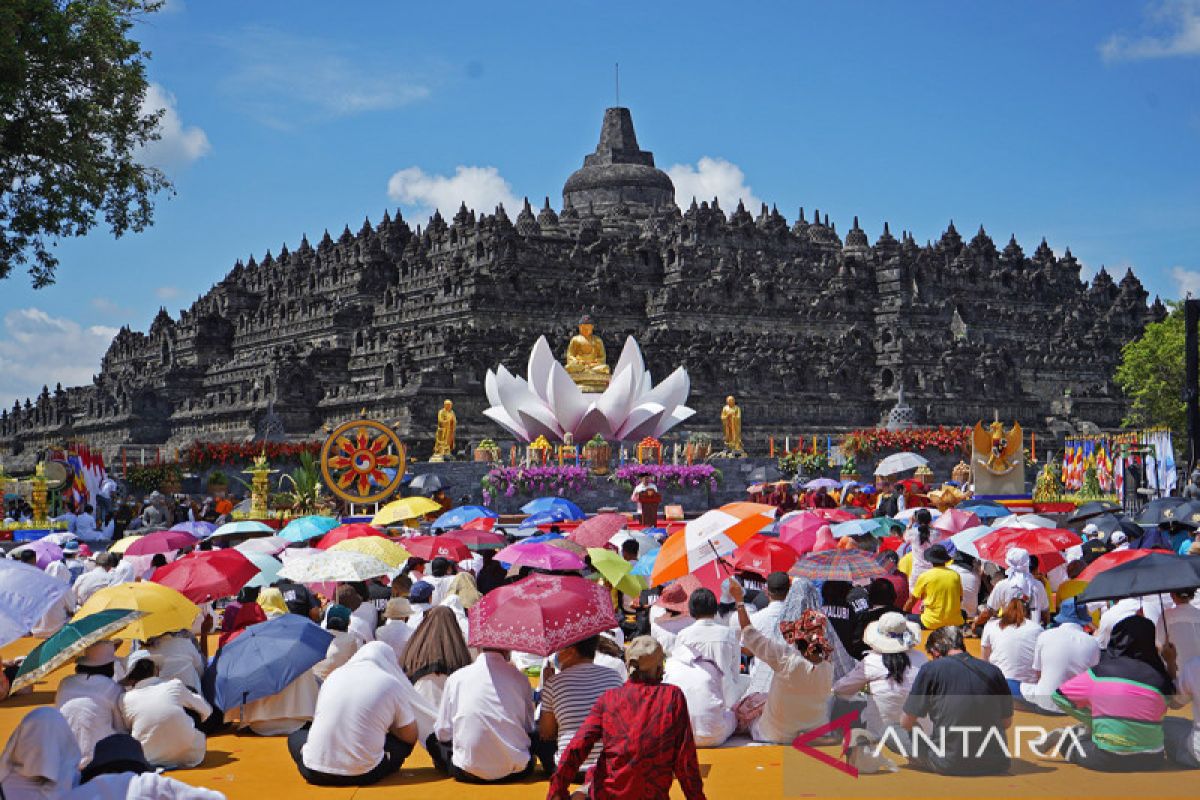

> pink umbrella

[
  {"left": 468, "top": 573, "right": 618, "bottom": 656},
  {"left": 568, "top": 513, "right": 628, "bottom": 549},
  {"left": 15, "top": 539, "right": 62, "bottom": 569},
  {"left": 778, "top": 512, "right": 825, "bottom": 551},
  {"left": 124, "top": 530, "right": 197, "bottom": 557},
  {"left": 495, "top": 542, "right": 586, "bottom": 572},
  {"left": 932, "top": 508, "right": 981, "bottom": 536}
]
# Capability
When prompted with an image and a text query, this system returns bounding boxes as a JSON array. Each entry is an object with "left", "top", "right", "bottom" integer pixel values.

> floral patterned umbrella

[
  {"left": 468, "top": 573, "right": 618, "bottom": 656},
  {"left": 568, "top": 513, "right": 628, "bottom": 549}
]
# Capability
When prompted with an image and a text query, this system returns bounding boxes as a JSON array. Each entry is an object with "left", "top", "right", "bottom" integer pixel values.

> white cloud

[
  {"left": 138, "top": 82, "right": 210, "bottom": 169},
  {"left": 666, "top": 157, "right": 762, "bottom": 213},
  {"left": 1172, "top": 266, "right": 1200, "bottom": 298},
  {"left": 90, "top": 297, "right": 130, "bottom": 317},
  {"left": 221, "top": 28, "right": 430, "bottom": 128},
  {"left": 1100, "top": 0, "right": 1200, "bottom": 61},
  {"left": 155, "top": 286, "right": 181, "bottom": 300},
  {"left": 387, "top": 165, "right": 519, "bottom": 221},
  {"left": 0, "top": 309, "right": 117, "bottom": 407}
]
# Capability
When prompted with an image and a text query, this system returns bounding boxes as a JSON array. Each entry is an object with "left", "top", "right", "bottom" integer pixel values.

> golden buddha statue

[
  {"left": 431, "top": 399, "right": 457, "bottom": 461},
  {"left": 721, "top": 395, "right": 743, "bottom": 453},
  {"left": 565, "top": 315, "right": 610, "bottom": 392}
]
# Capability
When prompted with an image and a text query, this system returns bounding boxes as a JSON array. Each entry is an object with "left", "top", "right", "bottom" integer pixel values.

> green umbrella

[
  {"left": 587, "top": 547, "right": 647, "bottom": 597},
  {"left": 871, "top": 517, "right": 903, "bottom": 537},
  {"left": 11, "top": 609, "right": 143, "bottom": 692}
]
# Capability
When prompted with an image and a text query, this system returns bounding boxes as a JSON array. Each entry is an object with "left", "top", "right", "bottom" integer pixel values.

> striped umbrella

[
  {"left": 790, "top": 549, "right": 888, "bottom": 582},
  {"left": 649, "top": 503, "right": 776, "bottom": 586}
]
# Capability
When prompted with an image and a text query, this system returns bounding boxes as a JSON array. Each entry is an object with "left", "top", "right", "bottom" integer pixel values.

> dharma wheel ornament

[{"left": 320, "top": 419, "right": 406, "bottom": 505}]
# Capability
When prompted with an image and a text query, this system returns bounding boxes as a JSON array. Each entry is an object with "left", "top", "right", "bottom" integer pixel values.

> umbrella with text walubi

[
  {"left": 10, "top": 609, "right": 143, "bottom": 692},
  {"left": 649, "top": 503, "right": 776, "bottom": 586}
]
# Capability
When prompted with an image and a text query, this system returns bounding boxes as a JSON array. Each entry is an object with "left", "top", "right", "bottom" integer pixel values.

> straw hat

[
  {"left": 385, "top": 597, "right": 412, "bottom": 619},
  {"left": 862, "top": 612, "right": 921, "bottom": 654}
]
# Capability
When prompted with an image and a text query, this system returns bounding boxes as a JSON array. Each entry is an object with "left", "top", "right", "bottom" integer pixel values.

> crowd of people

[{"left": 2, "top": 482, "right": 1200, "bottom": 799}]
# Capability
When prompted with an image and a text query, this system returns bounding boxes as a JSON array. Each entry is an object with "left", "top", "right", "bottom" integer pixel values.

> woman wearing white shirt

[
  {"left": 0, "top": 707, "right": 82, "bottom": 799},
  {"left": 981, "top": 584, "right": 1043, "bottom": 699},
  {"left": 902, "top": 510, "right": 940, "bottom": 590},
  {"left": 833, "top": 612, "right": 928, "bottom": 737},
  {"left": 55, "top": 643, "right": 127, "bottom": 768}
]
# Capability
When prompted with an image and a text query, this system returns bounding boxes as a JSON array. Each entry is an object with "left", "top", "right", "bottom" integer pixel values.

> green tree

[
  {"left": 1114, "top": 302, "right": 1185, "bottom": 434},
  {"left": 0, "top": 0, "right": 169, "bottom": 287}
]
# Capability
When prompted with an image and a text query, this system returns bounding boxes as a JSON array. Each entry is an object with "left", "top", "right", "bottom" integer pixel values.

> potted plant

[
  {"left": 474, "top": 438, "right": 501, "bottom": 463},
  {"left": 839, "top": 455, "right": 859, "bottom": 482},
  {"left": 206, "top": 469, "right": 229, "bottom": 498},
  {"left": 688, "top": 432, "right": 712, "bottom": 461},
  {"left": 584, "top": 434, "right": 612, "bottom": 475}
]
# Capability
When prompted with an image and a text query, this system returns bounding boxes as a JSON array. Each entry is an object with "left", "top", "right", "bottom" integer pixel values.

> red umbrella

[
  {"left": 461, "top": 516, "right": 497, "bottom": 531},
  {"left": 468, "top": 573, "right": 618, "bottom": 656},
  {"left": 1076, "top": 549, "right": 1152, "bottom": 582},
  {"left": 731, "top": 536, "right": 799, "bottom": 577},
  {"left": 974, "top": 527, "right": 1081, "bottom": 565},
  {"left": 568, "top": 513, "right": 628, "bottom": 549},
  {"left": 403, "top": 536, "right": 471, "bottom": 562},
  {"left": 813, "top": 508, "right": 856, "bottom": 523},
  {"left": 151, "top": 550, "right": 260, "bottom": 604},
  {"left": 124, "top": 530, "right": 197, "bottom": 557},
  {"left": 316, "top": 524, "right": 385, "bottom": 550},
  {"left": 442, "top": 529, "right": 507, "bottom": 551}
]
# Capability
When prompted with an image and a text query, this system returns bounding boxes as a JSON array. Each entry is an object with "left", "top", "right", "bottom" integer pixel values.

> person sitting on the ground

[
  {"left": 672, "top": 588, "right": 742, "bottom": 710},
  {"left": 145, "top": 630, "right": 206, "bottom": 693},
  {"left": 1166, "top": 650, "right": 1200, "bottom": 769},
  {"left": 1019, "top": 597, "right": 1100, "bottom": 714},
  {"left": 476, "top": 550, "right": 507, "bottom": 596},
  {"left": 118, "top": 650, "right": 213, "bottom": 770},
  {"left": 73, "top": 552, "right": 116, "bottom": 605},
  {"left": 332, "top": 585, "right": 374, "bottom": 644},
  {"left": 905, "top": 544, "right": 961, "bottom": 630},
  {"left": 893, "top": 625, "right": 1012, "bottom": 776},
  {"left": 30, "top": 557, "right": 75, "bottom": 639},
  {"left": 430, "top": 644, "right": 536, "bottom": 783},
  {"left": 729, "top": 580, "right": 833, "bottom": 744},
  {"left": 820, "top": 579, "right": 864, "bottom": 659},
  {"left": 949, "top": 550, "right": 982, "bottom": 624},
  {"left": 406, "top": 581, "right": 434, "bottom": 629},
  {"left": 55, "top": 642, "right": 126, "bottom": 769},
  {"left": 539, "top": 635, "right": 627, "bottom": 773},
  {"left": 902, "top": 509, "right": 940, "bottom": 589},
  {"left": 981, "top": 583, "right": 1044, "bottom": 703},
  {"left": 0, "top": 707, "right": 82, "bottom": 799},
  {"left": 547, "top": 636, "right": 706, "bottom": 800},
  {"left": 1055, "top": 615, "right": 1181, "bottom": 772},
  {"left": 664, "top": 629, "right": 736, "bottom": 747},
  {"left": 425, "top": 557, "right": 457, "bottom": 605},
  {"left": 876, "top": 549, "right": 910, "bottom": 610},
  {"left": 313, "top": 605, "right": 359, "bottom": 681},
  {"left": 440, "top": 572, "right": 481, "bottom": 641},
  {"left": 218, "top": 587, "right": 267, "bottom": 648},
  {"left": 67, "top": 733, "right": 225, "bottom": 799},
  {"left": 649, "top": 576, "right": 698, "bottom": 656},
  {"left": 399, "top": 606, "right": 472, "bottom": 709},
  {"left": 977, "top": 547, "right": 1049, "bottom": 626},
  {"left": 289, "top": 643, "right": 419, "bottom": 786},
  {"left": 376, "top": 598, "right": 414, "bottom": 663},
  {"left": 833, "top": 612, "right": 928, "bottom": 738},
  {"left": 748, "top": 572, "right": 791, "bottom": 637}
]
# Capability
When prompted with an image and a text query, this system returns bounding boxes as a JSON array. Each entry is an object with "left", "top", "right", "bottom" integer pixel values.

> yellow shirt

[
  {"left": 897, "top": 551, "right": 913, "bottom": 577},
  {"left": 912, "top": 565, "right": 963, "bottom": 630}
]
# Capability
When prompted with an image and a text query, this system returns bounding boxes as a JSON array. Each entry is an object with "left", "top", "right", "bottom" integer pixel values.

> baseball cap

[
  {"left": 766, "top": 571, "right": 791, "bottom": 594},
  {"left": 324, "top": 604, "right": 351, "bottom": 626},
  {"left": 409, "top": 581, "right": 434, "bottom": 604}
]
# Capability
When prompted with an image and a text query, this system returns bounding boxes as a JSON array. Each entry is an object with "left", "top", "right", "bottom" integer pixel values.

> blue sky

[{"left": 2, "top": 0, "right": 1199, "bottom": 405}]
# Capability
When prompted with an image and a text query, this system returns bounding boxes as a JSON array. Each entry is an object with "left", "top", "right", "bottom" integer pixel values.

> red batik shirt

[{"left": 546, "top": 681, "right": 706, "bottom": 800}]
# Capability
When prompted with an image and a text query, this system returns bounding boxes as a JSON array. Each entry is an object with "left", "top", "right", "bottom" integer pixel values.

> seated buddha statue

[{"left": 565, "top": 315, "right": 610, "bottom": 392}]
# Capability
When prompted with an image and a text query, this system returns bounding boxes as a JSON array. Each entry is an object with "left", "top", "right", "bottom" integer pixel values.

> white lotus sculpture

[{"left": 484, "top": 335, "right": 695, "bottom": 443}]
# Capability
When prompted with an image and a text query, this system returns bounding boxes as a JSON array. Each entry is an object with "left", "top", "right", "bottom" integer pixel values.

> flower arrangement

[
  {"left": 611, "top": 464, "right": 721, "bottom": 492},
  {"left": 125, "top": 462, "right": 183, "bottom": 493},
  {"left": 182, "top": 440, "right": 323, "bottom": 470},
  {"left": 481, "top": 465, "right": 593, "bottom": 503},
  {"left": 840, "top": 426, "right": 971, "bottom": 459},
  {"left": 587, "top": 434, "right": 608, "bottom": 447}
]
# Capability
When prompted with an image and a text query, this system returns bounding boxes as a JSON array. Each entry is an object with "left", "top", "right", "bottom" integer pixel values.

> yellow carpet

[{"left": 1, "top": 636, "right": 1195, "bottom": 799}]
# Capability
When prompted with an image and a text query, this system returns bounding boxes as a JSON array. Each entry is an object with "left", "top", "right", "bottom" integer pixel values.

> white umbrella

[
  {"left": 895, "top": 507, "right": 942, "bottom": 523},
  {"left": 211, "top": 520, "right": 274, "bottom": 538},
  {"left": 874, "top": 452, "right": 929, "bottom": 476},
  {"left": 609, "top": 530, "right": 659, "bottom": 553},
  {"left": 234, "top": 536, "right": 291, "bottom": 556},
  {"left": 993, "top": 513, "right": 1058, "bottom": 530},
  {"left": 276, "top": 551, "right": 390, "bottom": 583},
  {"left": 0, "top": 560, "right": 71, "bottom": 646}
]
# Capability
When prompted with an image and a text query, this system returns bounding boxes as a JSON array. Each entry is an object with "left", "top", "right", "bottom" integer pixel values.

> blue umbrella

[
  {"left": 0, "top": 560, "right": 71, "bottom": 646},
  {"left": 279, "top": 515, "right": 339, "bottom": 543},
  {"left": 631, "top": 548, "right": 661, "bottom": 577},
  {"left": 523, "top": 531, "right": 565, "bottom": 544},
  {"left": 170, "top": 521, "right": 217, "bottom": 538},
  {"left": 202, "top": 614, "right": 332, "bottom": 711},
  {"left": 949, "top": 525, "right": 995, "bottom": 558},
  {"left": 831, "top": 519, "right": 883, "bottom": 538},
  {"left": 242, "top": 553, "right": 282, "bottom": 588},
  {"left": 520, "top": 497, "right": 585, "bottom": 520},
  {"left": 519, "top": 509, "right": 574, "bottom": 528},
  {"left": 957, "top": 500, "right": 1009, "bottom": 520},
  {"left": 431, "top": 505, "right": 499, "bottom": 531}
]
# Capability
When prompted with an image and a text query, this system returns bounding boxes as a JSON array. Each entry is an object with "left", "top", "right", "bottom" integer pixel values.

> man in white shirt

[
  {"left": 119, "top": 651, "right": 213, "bottom": 769},
  {"left": 73, "top": 552, "right": 116, "bottom": 605},
  {"left": 673, "top": 588, "right": 744, "bottom": 708},
  {"left": 1156, "top": 590, "right": 1200, "bottom": 667},
  {"left": 749, "top": 572, "right": 790, "bottom": 637},
  {"left": 1094, "top": 596, "right": 1164, "bottom": 649},
  {"left": 432, "top": 648, "right": 536, "bottom": 782},
  {"left": 424, "top": 557, "right": 457, "bottom": 606},
  {"left": 376, "top": 598, "right": 414, "bottom": 663},
  {"left": 1019, "top": 598, "right": 1100, "bottom": 713},
  {"left": 56, "top": 642, "right": 127, "bottom": 768},
  {"left": 949, "top": 552, "right": 981, "bottom": 620},
  {"left": 665, "top": 641, "right": 736, "bottom": 746},
  {"left": 108, "top": 553, "right": 138, "bottom": 586},
  {"left": 73, "top": 505, "right": 101, "bottom": 542}
]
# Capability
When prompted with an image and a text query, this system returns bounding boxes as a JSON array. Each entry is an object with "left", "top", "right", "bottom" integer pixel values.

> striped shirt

[
  {"left": 1054, "top": 668, "right": 1168, "bottom": 753},
  {"left": 542, "top": 662, "right": 626, "bottom": 770}
]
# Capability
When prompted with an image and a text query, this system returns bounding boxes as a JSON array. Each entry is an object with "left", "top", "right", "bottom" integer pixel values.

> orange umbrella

[{"left": 649, "top": 502, "right": 775, "bottom": 586}]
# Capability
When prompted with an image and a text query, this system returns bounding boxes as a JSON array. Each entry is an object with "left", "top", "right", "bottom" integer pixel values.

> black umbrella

[
  {"left": 748, "top": 464, "right": 783, "bottom": 483},
  {"left": 1077, "top": 552, "right": 1200, "bottom": 604},
  {"left": 1136, "top": 497, "right": 1187, "bottom": 526},
  {"left": 1167, "top": 500, "right": 1200, "bottom": 529},
  {"left": 1066, "top": 500, "right": 1122, "bottom": 523},
  {"left": 408, "top": 474, "right": 448, "bottom": 495},
  {"left": 1083, "top": 514, "right": 1144, "bottom": 541}
]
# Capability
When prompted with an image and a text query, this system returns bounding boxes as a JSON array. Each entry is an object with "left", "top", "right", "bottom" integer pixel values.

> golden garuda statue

[
  {"left": 564, "top": 315, "right": 610, "bottom": 392},
  {"left": 972, "top": 419, "right": 1022, "bottom": 475}
]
